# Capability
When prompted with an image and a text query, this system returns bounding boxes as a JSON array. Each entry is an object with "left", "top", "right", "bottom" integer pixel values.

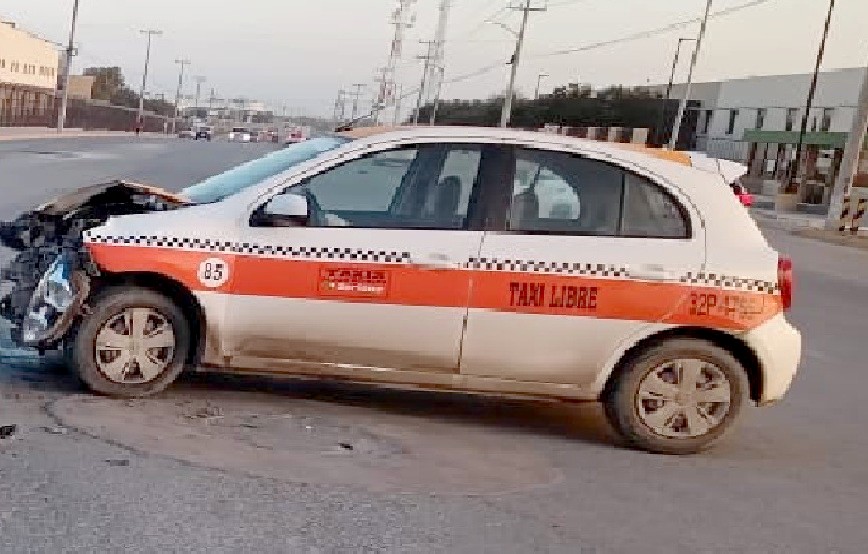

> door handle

[
  {"left": 629, "top": 264, "right": 677, "bottom": 282},
  {"left": 412, "top": 253, "right": 462, "bottom": 270}
]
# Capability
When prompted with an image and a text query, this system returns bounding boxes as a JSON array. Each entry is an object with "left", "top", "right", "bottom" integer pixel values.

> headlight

[{"left": 21, "top": 254, "right": 76, "bottom": 345}]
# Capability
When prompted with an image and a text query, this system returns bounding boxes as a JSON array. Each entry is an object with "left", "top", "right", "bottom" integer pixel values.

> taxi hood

[{"left": 32, "top": 180, "right": 189, "bottom": 217}]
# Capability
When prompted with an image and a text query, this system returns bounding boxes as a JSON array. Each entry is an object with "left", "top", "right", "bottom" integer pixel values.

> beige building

[{"left": 1, "top": 18, "right": 60, "bottom": 125}]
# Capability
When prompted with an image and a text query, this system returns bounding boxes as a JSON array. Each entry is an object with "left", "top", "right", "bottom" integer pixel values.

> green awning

[{"left": 742, "top": 129, "right": 867, "bottom": 149}]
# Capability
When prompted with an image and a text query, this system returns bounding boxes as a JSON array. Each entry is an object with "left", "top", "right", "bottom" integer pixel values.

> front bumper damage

[{"left": 0, "top": 180, "right": 187, "bottom": 351}]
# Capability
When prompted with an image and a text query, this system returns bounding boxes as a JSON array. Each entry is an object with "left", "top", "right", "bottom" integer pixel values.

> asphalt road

[{"left": 2, "top": 137, "right": 868, "bottom": 553}]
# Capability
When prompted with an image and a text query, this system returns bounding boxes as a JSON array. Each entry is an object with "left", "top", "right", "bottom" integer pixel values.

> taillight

[{"left": 778, "top": 257, "right": 793, "bottom": 311}]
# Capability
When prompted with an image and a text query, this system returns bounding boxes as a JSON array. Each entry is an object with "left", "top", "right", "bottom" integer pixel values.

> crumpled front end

[{"left": 0, "top": 180, "right": 187, "bottom": 350}]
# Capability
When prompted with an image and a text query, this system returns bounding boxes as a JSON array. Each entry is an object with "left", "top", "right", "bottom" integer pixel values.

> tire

[
  {"left": 69, "top": 286, "right": 190, "bottom": 397},
  {"left": 604, "top": 338, "right": 749, "bottom": 455}
]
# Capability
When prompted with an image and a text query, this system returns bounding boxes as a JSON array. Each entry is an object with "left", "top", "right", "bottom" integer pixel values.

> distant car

[
  {"left": 730, "top": 182, "right": 754, "bottom": 207},
  {"left": 177, "top": 128, "right": 194, "bottom": 139},
  {"left": 194, "top": 126, "right": 213, "bottom": 141},
  {"left": 228, "top": 128, "right": 251, "bottom": 143},
  {"left": 284, "top": 130, "right": 306, "bottom": 144}
]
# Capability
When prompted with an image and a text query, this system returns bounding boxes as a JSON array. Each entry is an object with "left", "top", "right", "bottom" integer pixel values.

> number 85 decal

[{"left": 197, "top": 257, "right": 230, "bottom": 288}]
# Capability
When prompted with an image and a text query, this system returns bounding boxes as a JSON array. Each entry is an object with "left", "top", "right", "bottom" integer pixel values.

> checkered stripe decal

[
  {"left": 84, "top": 234, "right": 412, "bottom": 264},
  {"left": 680, "top": 272, "right": 779, "bottom": 294},
  {"left": 84, "top": 234, "right": 778, "bottom": 295},
  {"left": 232, "top": 244, "right": 410, "bottom": 263},
  {"left": 86, "top": 234, "right": 235, "bottom": 251},
  {"left": 466, "top": 258, "right": 629, "bottom": 278}
]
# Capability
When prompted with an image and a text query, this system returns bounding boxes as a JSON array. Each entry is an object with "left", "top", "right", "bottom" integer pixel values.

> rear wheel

[
  {"left": 604, "top": 338, "right": 748, "bottom": 455},
  {"left": 69, "top": 286, "right": 190, "bottom": 397}
]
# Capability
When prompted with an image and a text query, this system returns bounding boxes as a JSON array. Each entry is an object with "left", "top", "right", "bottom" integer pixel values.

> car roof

[{"left": 337, "top": 126, "right": 701, "bottom": 176}]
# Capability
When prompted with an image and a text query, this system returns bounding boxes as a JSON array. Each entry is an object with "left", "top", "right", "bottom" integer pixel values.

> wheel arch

[
  {"left": 599, "top": 326, "right": 764, "bottom": 404},
  {"left": 89, "top": 271, "right": 206, "bottom": 367}
]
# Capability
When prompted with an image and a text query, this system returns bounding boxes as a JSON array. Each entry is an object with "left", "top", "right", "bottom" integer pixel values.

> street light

[
  {"left": 137, "top": 29, "right": 162, "bottom": 129},
  {"left": 668, "top": 0, "right": 714, "bottom": 150},
  {"left": 655, "top": 38, "right": 695, "bottom": 145},
  {"left": 534, "top": 72, "right": 549, "bottom": 100}
]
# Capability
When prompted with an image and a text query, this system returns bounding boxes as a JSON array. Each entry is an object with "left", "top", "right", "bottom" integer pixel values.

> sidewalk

[
  {"left": 0, "top": 127, "right": 167, "bottom": 142},
  {"left": 749, "top": 194, "right": 866, "bottom": 233},
  {"left": 749, "top": 196, "right": 868, "bottom": 250}
]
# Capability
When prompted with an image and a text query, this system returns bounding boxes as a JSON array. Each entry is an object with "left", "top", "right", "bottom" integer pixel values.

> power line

[
  {"left": 529, "top": 0, "right": 774, "bottom": 59},
  {"left": 449, "top": 1, "right": 511, "bottom": 42},
  {"left": 350, "top": 0, "right": 774, "bottom": 125}
]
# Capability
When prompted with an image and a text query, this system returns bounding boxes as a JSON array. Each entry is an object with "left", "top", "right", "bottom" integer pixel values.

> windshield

[{"left": 181, "top": 136, "right": 351, "bottom": 204}]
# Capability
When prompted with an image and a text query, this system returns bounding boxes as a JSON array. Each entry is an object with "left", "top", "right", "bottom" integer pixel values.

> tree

[
  {"left": 82, "top": 66, "right": 139, "bottom": 108},
  {"left": 83, "top": 67, "right": 125, "bottom": 102}
]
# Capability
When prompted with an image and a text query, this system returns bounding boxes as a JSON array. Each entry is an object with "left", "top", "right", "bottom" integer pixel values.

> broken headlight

[{"left": 21, "top": 253, "right": 75, "bottom": 345}]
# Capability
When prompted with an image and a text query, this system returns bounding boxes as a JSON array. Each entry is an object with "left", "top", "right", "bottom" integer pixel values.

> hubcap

[
  {"left": 94, "top": 307, "right": 176, "bottom": 384},
  {"left": 635, "top": 359, "right": 731, "bottom": 438}
]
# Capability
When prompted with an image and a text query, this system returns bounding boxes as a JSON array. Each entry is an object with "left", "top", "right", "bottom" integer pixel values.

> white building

[
  {"left": 650, "top": 68, "right": 868, "bottom": 207},
  {"left": 0, "top": 18, "right": 60, "bottom": 124}
]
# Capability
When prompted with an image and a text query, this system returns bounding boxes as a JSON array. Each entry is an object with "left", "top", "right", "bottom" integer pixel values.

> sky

[{"left": 2, "top": 0, "right": 867, "bottom": 117}]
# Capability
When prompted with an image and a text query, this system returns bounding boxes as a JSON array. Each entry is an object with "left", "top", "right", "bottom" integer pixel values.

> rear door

[{"left": 461, "top": 146, "right": 706, "bottom": 386}]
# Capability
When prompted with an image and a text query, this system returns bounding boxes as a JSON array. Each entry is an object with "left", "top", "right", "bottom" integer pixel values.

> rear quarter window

[{"left": 620, "top": 173, "right": 690, "bottom": 239}]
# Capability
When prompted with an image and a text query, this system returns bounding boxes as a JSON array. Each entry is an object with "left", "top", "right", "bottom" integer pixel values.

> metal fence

[{"left": 1, "top": 92, "right": 169, "bottom": 133}]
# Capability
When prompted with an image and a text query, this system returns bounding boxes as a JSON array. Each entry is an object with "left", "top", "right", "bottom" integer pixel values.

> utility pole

[
  {"left": 534, "top": 72, "right": 549, "bottom": 100},
  {"left": 193, "top": 75, "right": 207, "bottom": 119},
  {"left": 375, "top": 0, "right": 416, "bottom": 125},
  {"left": 668, "top": 0, "right": 713, "bottom": 150},
  {"left": 826, "top": 62, "right": 868, "bottom": 230},
  {"left": 430, "top": 66, "right": 446, "bottom": 125},
  {"left": 333, "top": 89, "right": 346, "bottom": 124},
  {"left": 393, "top": 84, "right": 404, "bottom": 126},
  {"left": 414, "top": 40, "right": 437, "bottom": 125},
  {"left": 500, "top": 0, "right": 546, "bottom": 128},
  {"left": 349, "top": 83, "right": 366, "bottom": 122},
  {"left": 656, "top": 38, "right": 694, "bottom": 146},
  {"left": 56, "top": 0, "right": 80, "bottom": 132},
  {"left": 171, "top": 58, "right": 191, "bottom": 134},
  {"left": 136, "top": 29, "right": 162, "bottom": 128},
  {"left": 426, "top": 0, "right": 451, "bottom": 124},
  {"left": 789, "top": 0, "right": 836, "bottom": 200}
]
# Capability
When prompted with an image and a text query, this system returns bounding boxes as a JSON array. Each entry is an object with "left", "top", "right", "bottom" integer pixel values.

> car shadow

[{"left": 174, "top": 371, "right": 621, "bottom": 450}]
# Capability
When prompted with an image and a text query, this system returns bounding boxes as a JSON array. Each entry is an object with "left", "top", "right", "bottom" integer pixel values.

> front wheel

[
  {"left": 604, "top": 338, "right": 749, "bottom": 455},
  {"left": 69, "top": 286, "right": 190, "bottom": 397}
]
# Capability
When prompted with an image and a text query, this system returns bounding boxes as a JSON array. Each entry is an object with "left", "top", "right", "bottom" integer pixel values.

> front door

[
  {"left": 461, "top": 146, "right": 706, "bottom": 386},
  {"left": 226, "top": 142, "right": 489, "bottom": 374}
]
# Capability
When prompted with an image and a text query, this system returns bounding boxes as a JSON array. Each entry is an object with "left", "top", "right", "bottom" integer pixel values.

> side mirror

[{"left": 254, "top": 193, "right": 309, "bottom": 227}]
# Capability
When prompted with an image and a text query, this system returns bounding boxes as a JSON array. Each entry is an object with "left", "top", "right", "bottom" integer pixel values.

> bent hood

[{"left": 34, "top": 180, "right": 189, "bottom": 217}]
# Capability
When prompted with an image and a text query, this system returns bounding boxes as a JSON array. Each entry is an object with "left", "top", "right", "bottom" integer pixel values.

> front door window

[{"left": 287, "top": 144, "right": 482, "bottom": 230}]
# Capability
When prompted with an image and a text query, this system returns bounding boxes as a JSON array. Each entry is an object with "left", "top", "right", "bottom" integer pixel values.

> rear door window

[{"left": 504, "top": 148, "right": 689, "bottom": 238}]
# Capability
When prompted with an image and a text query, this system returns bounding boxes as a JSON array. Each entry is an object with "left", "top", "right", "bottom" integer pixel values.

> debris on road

[
  {"left": 338, "top": 442, "right": 354, "bottom": 451},
  {"left": 183, "top": 403, "right": 224, "bottom": 424},
  {"left": 105, "top": 459, "right": 130, "bottom": 467},
  {"left": 0, "top": 424, "right": 18, "bottom": 439},
  {"left": 42, "top": 425, "right": 69, "bottom": 435}
]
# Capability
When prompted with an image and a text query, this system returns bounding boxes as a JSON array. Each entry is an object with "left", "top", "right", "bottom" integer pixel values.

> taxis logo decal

[{"left": 319, "top": 267, "right": 390, "bottom": 299}]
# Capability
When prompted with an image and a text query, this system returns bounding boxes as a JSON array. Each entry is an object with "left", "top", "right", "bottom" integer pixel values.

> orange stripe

[{"left": 87, "top": 243, "right": 781, "bottom": 331}]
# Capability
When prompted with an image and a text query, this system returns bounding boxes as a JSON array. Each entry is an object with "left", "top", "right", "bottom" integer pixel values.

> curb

[{"left": 0, "top": 131, "right": 168, "bottom": 142}]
